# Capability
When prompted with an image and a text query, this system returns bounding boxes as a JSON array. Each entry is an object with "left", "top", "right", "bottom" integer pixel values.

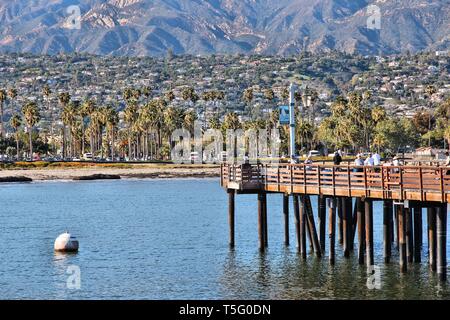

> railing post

[{"left": 419, "top": 167, "right": 423, "bottom": 202}]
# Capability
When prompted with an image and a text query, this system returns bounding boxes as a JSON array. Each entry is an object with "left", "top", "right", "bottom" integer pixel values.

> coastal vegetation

[{"left": 0, "top": 51, "right": 448, "bottom": 160}]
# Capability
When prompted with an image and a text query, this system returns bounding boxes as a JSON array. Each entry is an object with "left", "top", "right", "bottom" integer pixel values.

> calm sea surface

[{"left": 0, "top": 178, "right": 449, "bottom": 300}]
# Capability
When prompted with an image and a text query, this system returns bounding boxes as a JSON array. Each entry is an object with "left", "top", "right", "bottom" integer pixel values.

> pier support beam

[
  {"left": 228, "top": 190, "right": 235, "bottom": 248},
  {"left": 328, "top": 198, "right": 336, "bottom": 265},
  {"left": 405, "top": 207, "right": 413, "bottom": 263},
  {"left": 383, "top": 200, "right": 392, "bottom": 263},
  {"left": 342, "top": 197, "right": 351, "bottom": 258},
  {"left": 257, "top": 193, "right": 266, "bottom": 251},
  {"left": 304, "top": 196, "right": 322, "bottom": 258},
  {"left": 398, "top": 205, "right": 407, "bottom": 273},
  {"left": 293, "top": 195, "right": 301, "bottom": 255},
  {"left": 283, "top": 194, "right": 289, "bottom": 246},
  {"left": 394, "top": 204, "right": 400, "bottom": 251},
  {"left": 337, "top": 198, "right": 343, "bottom": 245},
  {"left": 262, "top": 193, "right": 268, "bottom": 247},
  {"left": 436, "top": 204, "right": 447, "bottom": 282},
  {"left": 357, "top": 197, "right": 365, "bottom": 265},
  {"left": 318, "top": 195, "right": 326, "bottom": 254},
  {"left": 365, "top": 199, "right": 374, "bottom": 267},
  {"left": 428, "top": 207, "right": 437, "bottom": 271},
  {"left": 299, "top": 196, "right": 307, "bottom": 259},
  {"left": 413, "top": 206, "right": 422, "bottom": 263},
  {"left": 347, "top": 197, "right": 354, "bottom": 251}
]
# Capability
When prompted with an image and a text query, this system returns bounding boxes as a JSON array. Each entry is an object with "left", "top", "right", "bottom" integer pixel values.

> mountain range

[{"left": 0, "top": 0, "right": 448, "bottom": 56}]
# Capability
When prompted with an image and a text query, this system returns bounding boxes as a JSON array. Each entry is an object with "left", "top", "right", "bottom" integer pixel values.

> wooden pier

[{"left": 221, "top": 163, "right": 450, "bottom": 281}]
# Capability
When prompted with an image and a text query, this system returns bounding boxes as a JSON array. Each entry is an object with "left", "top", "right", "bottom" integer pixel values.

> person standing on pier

[
  {"left": 354, "top": 154, "right": 364, "bottom": 171},
  {"left": 333, "top": 150, "right": 342, "bottom": 166},
  {"left": 364, "top": 153, "right": 374, "bottom": 166},
  {"left": 372, "top": 152, "right": 381, "bottom": 166}
]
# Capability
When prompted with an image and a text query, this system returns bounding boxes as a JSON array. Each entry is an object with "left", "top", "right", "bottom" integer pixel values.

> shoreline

[{"left": 0, "top": 164, "right": 220, "bottom": 182}]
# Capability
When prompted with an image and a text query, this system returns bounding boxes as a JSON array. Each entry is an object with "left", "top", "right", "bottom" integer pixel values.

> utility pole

[{"left": 289, "top": 83, "right": 297, "bottom": 161}]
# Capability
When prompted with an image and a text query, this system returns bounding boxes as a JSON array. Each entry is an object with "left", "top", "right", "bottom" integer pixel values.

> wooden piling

[
  {"left": 342, "top": 197, "right": 350, "bottom": 257},
  {"left": 365, "top": 199, "right": 374, "bottom": 267},
  {"left": 347, "top": 197, "right": 354, "bottom": 251},
  {"left": 304, "top": 196, "right": 322, "bottom": 258},
  {"left": 328, "top": 198, "right": 336, "bottom": 265},
  {"left": 228, "top": 190, "right": 235, "bottom": 248},
  {"left": 383, "top": 200, "right": 392, "bottom": 263},
  {"left": 398, "top": 205, "right": 407, "bottom": 273},
  {"left": 283, "top": 194, "right": 289, "bottom": 246},
  {"left": 413, "top": 206, "right": 422, "bottom": 263},
  {"left": 318, "top": 195, "right": 326, "bottom": 253},
  {"left": 405, "top": 207, "right": 413, "bottom": 263},
  {"left": 257, "top": 193, "right": 265, "bottom": 251},
  {"left": 299, "top": 196, "right": 307, "bottom": 259},
  {"left": 436, "top": 204, "right": 447, "bottom": 282},
  {"left": 394, "top": 205, "right": 400, "bottom": 251},
  {"left": 428, "top": 207, "right": 437, "bottom": 271},
  {"left": 337, "top": 198, "right": 343, "bottom": 245},
  {"left": 357, "top": 197, "right": 365, "bottom": 265},
  {"left": 293, "top": 195, "right": 301, "bottom": 252},
  {"left": 263, "top": 193, "right": 268, "bottom": 247}
]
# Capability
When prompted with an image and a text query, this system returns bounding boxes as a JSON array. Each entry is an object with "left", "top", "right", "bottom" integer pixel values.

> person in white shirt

[
  {"left": 372, "top": 152, "right": 381, "bottom": 166},
  {"left": 364, "top": 153, "right": 374, "bottom": 166}
]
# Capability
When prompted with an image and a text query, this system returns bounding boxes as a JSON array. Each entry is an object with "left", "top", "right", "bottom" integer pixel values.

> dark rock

[
  {"left": 0, "top": 176, "right": 33, "bottom": 183},
  {"left": 73, "top": 174, "right": 121, "bottom": 181}
]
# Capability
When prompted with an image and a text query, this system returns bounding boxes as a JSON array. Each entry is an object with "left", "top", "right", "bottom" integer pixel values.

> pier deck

[
  {"left": 221, "top": 163, "right": 450, "bottom": 202},
  {"left": 220, "top": 163, "right": 449, "bottom": 282}
]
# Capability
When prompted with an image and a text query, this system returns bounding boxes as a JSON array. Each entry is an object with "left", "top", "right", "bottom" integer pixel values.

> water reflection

[{"left": 220, "top": 246, "right": 450, "bottom": 300}]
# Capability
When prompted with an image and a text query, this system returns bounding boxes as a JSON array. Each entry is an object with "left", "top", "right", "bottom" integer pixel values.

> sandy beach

[{"left": 0, "top": 164, "right": 220, "bottom": 181}]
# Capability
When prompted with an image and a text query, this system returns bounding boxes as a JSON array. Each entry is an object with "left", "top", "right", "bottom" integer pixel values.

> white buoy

[{"left": 54, "top": 232, "right": 79, "bottom": 252}]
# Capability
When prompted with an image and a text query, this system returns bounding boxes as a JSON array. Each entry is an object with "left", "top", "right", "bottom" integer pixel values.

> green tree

[
  {"left": 21, "top": 101, "right": 41, "bottom": 160},
  {"left": 10, "top": 113, "right": 21, "bottom": 160}
]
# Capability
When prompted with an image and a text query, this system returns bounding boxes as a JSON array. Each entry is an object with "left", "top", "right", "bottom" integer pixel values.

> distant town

[{"left": 0, "top": 50, "right": 449, "bottom": 162}]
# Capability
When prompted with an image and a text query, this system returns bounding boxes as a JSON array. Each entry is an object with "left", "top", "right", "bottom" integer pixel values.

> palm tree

[
  {"left": 58, "top": 92, "right": 71, "bottom": 157},
  {"left": 223, "top": 112, "right": 241, "bottom": 162},
  {"left": 243, "top": 88, "right": 254, "bottom": 117},
  {"left": 42, "top": 85, "right": 52, "bottom": 130},
  {"left": 164, "top": 106, "right": 184, "bottom": 149},
  {"left": 7, "top": 88, "right": 17, "bottom": 130},
  {"left": 124, "top": 101, "right": 138, "bottom": 159},
  {"left": 181, "top": 87, "right": 199, "bottom": 113},
  {"left": 21, "top": 101, "right": 41, "bottom": 161},
  {"left": 425, "top": 85, "right": 437, "bottom": 147},
  {"left": 80, "top": 99, "right": 96, "bottom": 155},
  {"left": 10, "top": 113, "right": 21, "bottom": 160},
  {"left": 61, "top": 101, "right": 79, "bottom": 158},
  {"left": 0, "top": 89, "right": 6, "bottom": 137},
  {"left": 103, "top": 105, "right": 119, "bottom": 160},
  {"left": 184, "top": 109, "right": 198, "bottom": 135},
  {"left": 142, "top": 86, "right": 152, "bottom": 103}
]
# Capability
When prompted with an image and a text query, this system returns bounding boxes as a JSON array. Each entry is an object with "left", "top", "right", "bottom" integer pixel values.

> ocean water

[{"left": 0, "top": 178, "right": 449, "bottom": 300}]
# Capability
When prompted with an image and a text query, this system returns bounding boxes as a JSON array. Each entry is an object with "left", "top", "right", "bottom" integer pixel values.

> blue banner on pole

[{"left": 279, "top": 105, "right": 290, "bottom": 125}]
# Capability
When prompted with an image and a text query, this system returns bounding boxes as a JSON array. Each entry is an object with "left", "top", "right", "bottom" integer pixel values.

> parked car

[{"left": 307, "top": 150, "right": 321, "bottom": 158}]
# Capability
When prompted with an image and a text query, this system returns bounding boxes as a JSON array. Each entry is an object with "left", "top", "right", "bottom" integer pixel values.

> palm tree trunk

[
  {"left": 110, "top": 127, "right": 114, "bottom": 161},
  {"left": 62, "top": 126, "right": 66, "bottom": 159},
  {"left": 0, "top": 103, "right": 4, "bottom": 138},
  {"left": 28, "top": 126, "right": 33, "bottom": 161},
  {"left": 128, "top": 130, "right": 132, "bottom": 160},
  {"left": 81, "top": 122, "right": 85, "bottom": 156},
  {"left": 16, "top": 131, "right": 20, "bottom": 160}
]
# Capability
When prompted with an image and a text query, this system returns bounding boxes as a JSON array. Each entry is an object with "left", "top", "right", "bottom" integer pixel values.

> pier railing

[{"left": 221, "top": 163, "right": 450, "bottom": 202}]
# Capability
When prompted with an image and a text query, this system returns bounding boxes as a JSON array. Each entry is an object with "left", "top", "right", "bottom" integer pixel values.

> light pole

[{"left": 289, "top": 83, "right": 297, "bottom": 161}]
